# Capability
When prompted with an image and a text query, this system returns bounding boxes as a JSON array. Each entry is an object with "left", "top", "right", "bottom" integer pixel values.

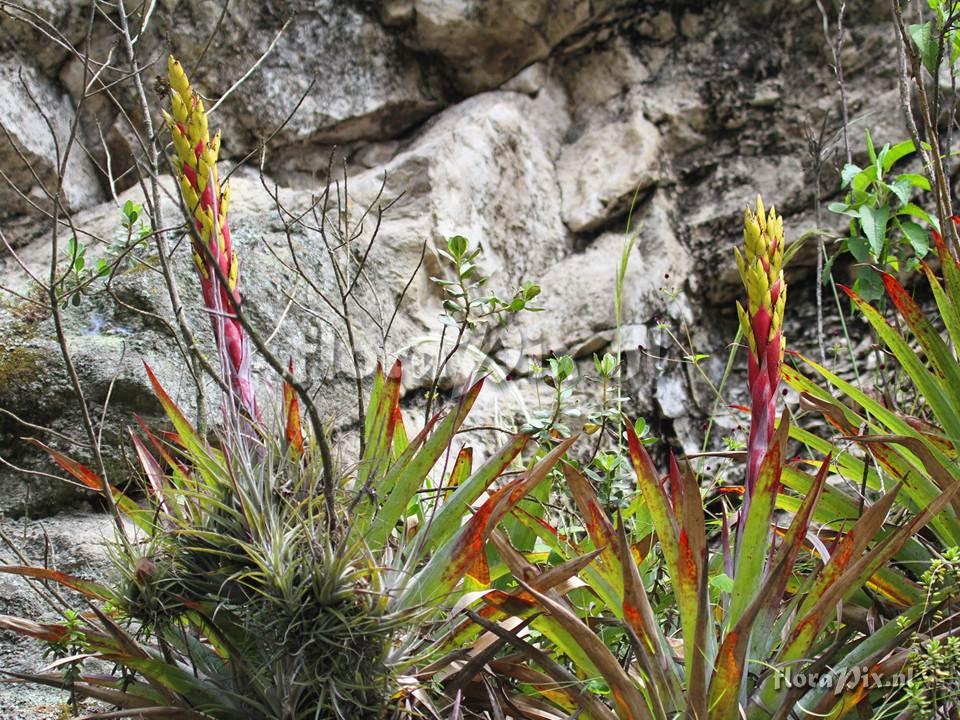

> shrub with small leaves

[{"left": 905, "top": 547, "right": 960, "bottom": 718}]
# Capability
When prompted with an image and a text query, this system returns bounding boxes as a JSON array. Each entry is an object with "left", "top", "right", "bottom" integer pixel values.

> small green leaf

[
  {"left": 909, "top": 22, "right": 939, "bottom": 74},
  {"left": 887, "top": 178, "right": 912, "bottom": 206},
  {"left": 855, "top": 266, "right": 884, "bottom": 302},
  {"left": 840, "top": 164, "right": 862, "bottom": 189},
  {"left": 859, "top": 205, "right": 889, "bottom": 257},
  {"left": 634, "top": 417, "right": 648, "bottom": 437},
  {"left": 895, "top": 172, "right": 930, "bottom": 190},
  {"left": 828, "top": 202, "right": 857, "bottom": 217},
  {"left": 852, "top": 166, "right": 879, "bottom": 193},
  {"left": 900, "top": 220, "right": 930, "bottom": 258},
  {"left": 710, "top": 573, "right": 734, "bottom": 594},
  {"left": 447, "top": 235, "right": 468, "bottom": 260},
  {"left": 846, "top": 234, "right": 871, "bottom": 263},
  {"left": 883, "top": 140, "right": 916, "bottom": 170},
  {"left": 899, "top": 202, "right": 940, "bottom": 231}
]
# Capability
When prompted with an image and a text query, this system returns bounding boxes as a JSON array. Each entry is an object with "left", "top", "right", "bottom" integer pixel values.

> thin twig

[{"left": 207, "top": 18, "right": 291, "bottom": 115}]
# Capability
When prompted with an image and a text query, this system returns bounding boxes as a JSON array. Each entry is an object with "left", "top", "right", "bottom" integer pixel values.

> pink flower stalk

[
  {"left": 735, "top": 196, "right": 786, "bottom": 499},
  {"left": 163, "top": 56, "right": 258, "bottom": 422}
]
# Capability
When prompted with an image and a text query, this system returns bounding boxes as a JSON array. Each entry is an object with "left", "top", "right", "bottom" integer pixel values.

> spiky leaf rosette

[
  {"left": 735, "top": 196, "right": 786, "bottom": 495},
  {"left": 163, "top": 56, "right": 258, "bottom": 421}
]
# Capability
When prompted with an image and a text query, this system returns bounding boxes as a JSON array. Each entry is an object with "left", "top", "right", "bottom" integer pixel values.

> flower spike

[
  {"left": 164, "top": 56, "right": 258, "bottom": 422},
  {"left": 736, "top": 195, "right": 786, "bottom": 494}
]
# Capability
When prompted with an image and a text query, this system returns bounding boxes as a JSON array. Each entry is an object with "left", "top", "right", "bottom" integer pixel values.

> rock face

[
  {"left": 0, "top": 512, "right": 119, "bottom": 717},
  {"left": 392, "top": 0, "right": 634, "bottom": 93},
  {"left": 166, "top": 1, "right": 448, "bottom": 147},
  {"left": 0, "top": 53, "right": 104, "bottom": 216}
]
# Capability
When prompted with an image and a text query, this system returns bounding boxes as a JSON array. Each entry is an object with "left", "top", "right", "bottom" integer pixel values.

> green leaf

[
  {"left": 846, "top": 234, "right": 871, "bottom": 263},
  {"left": 728, "top": 415, "right": 787, "bottom": 628},
  {"left": 447, "top": 235, "right": 468, "bottom": 260},
  {"left": 142, "top": 363, "right": 224, "bottom": 489},
  {"left": 909, "top": 22, "right": 939, "bottom": 74},
  {"left": 365, "top": 378, "right": 484, "bottom": 548},
  {"left": 840, "top": 164, "right": 861, "bottom": 188},
  {"left": 887, "top": 178, "right": 912, "bottom": 206},
  {"left": 786, "top": 355, "right": 960, "bottom": 545},
  {"left": 882, "top": 140, "right": 917, "bottom": 172},
  {"left": 852, "top": 165, "right": 879, "bottom": 193},
  {"left": 0, "top": 566, "right": 115, "bottom": 602},
  {"left": 858, "top": 205, "right": 889, "bottom": 257},
  {"left": 849, "top": 282, "right": 960, "bottom": 443},
  {"left": 418, "top": 433, "right": 528, "bottom": 555},
  {"left": 854, "top": 266, "right": 884, "bottom": 302},
  {"left": 899, "top": 202, "right": 940, "bottom": 230},
  {"left": 865, "top": 128, "right": 877, "bottom": 166},
  {"left": 398, "top": 435, "right": 577, "bottom": 611},
  {"left": 357, "top": 360, "right": 402, "bottom": 493},
  {"left": 900, "top": 220, "right": 930, "bottom": 257},
  {"left": 711, "top": 573, "right": 734, "bottom": 593},
  {"left": 828, "top": 201, "right": 857, "bottom": 217},
  {"left": 924, "top": 261, "right": 960, "bottom": 353},
  {"left": 894, "top": 171, "right": 930, "bottom": 190}
]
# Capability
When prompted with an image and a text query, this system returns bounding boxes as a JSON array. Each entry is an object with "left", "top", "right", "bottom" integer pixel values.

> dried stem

[{"left": 116, "top": 0, "right": 208, "bottom": 428}]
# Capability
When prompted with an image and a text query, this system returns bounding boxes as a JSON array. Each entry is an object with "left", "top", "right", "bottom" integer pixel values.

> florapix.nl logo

[{"left": 772, "top": 659, "right": 911, "bottom": 695}]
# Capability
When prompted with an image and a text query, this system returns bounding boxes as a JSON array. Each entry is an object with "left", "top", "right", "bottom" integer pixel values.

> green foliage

[
  {"left": 58, "top": 236, "right": 109, "bottom": 307},
  {"left": 1, "top": 359, "right": 573, "bottom": 719},
  {"left": 905, "top": 547, "right": 960, "bottom": 717},
  {"left": 907, "top": 0, "right": 960, "bottom": 75},
  {"left": 787, "top": 226, "right": 960, "bottom": 549},
  {"left": 829, "top": 131, "right": 933, "bottom": 300},
  {"left": 57, "top": 200, "right": 153, "bottom": 308},
  {"left": 452, "top": 199, "right": 960, "bottom": 720},
  {"left": 40, "top": 608, "right": 84, "bottom": 714},
  {"left": 433, "top": 234, "right": 541, "bottom": 328}
]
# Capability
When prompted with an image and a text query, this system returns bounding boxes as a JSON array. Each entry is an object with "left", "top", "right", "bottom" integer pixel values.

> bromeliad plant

[
  {"left": 0, "top": 57, "right": 576, "bottom": 720},
  {"left": 461, "top": 198, "right": 959, "bottom": 720}
]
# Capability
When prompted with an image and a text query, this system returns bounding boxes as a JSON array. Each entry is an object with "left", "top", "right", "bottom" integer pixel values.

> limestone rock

[
  {"left": 400, "top": 0, "right": 634, "bottom": 93},
  {"left": 0, "top": 512, "right": 118, "bottom": 715},
  {"left": 504, "top": 190, "right": 690, "bottom": 365},
  {"left": 557, "top": 101, "right": 661, "bottom": 233},
  {"left": 0, "top": 53, "right": 104, "bottom": 217},
  {"left": 0, "top": 0, "right": 92, "bottom": 73},
  {"left": 0, "top": 0, "right": 909, "bottom": 522},
  {"left": 350, "top": 84, "right": 572, "bottom": 329},
  {"left": 167, "top": 0, "right": 447, "bottom": 150}
]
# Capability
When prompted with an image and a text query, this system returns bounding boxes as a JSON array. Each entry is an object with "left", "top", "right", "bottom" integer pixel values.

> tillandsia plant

[
  {"left": 0, "top": 57, "right": 579, "bottom": 720},
  {"left": 447, "top": 197, "right": 960, "bottom": 720}
]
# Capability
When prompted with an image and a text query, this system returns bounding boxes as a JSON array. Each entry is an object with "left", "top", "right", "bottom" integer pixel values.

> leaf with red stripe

[
  {"left": 0, "top": 565, "right": 114, "bottom": 601},
  {"left": 397, "top": 435, "right": 577, "bottom": 611},
  {"left": 283, "top": 357, "right": 304, "bottom": 458},
  {"left": 143, "top": 362, "right": 223, "bottom": 487},
  {"left": 130, "top": 432, "right": 173, "bottom": 518}
]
